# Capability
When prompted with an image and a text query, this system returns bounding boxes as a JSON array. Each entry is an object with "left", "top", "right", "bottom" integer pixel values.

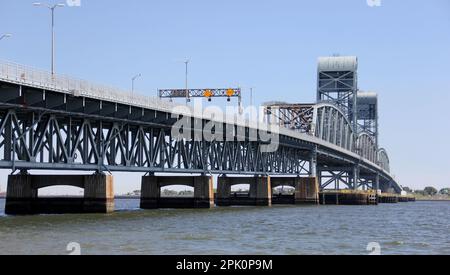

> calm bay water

[{"left": 0, "top": 199, "right": 449, "bottom": 255}]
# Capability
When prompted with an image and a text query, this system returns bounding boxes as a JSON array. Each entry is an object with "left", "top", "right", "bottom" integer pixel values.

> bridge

[{"left": 0, "top": 56, "right": 406, "bottom": 215}]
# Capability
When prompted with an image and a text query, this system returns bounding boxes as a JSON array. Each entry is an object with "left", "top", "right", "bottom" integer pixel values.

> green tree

[
  {"left": 424, "top": 187, "right": 438, "bottom": 196},
  {"left": 402, "top": 186, "right": 413, "bottom": 193},
  {"left": 439, "top": 188, "right": 450, "bottom": 195}
]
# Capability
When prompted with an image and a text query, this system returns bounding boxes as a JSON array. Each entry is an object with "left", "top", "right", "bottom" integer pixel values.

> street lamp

[
  {"left": 183, "top": 59, "right": 190, "bottom": 103},
  {"left": 131, "top": 73, "right": 141, "bottom": 94},
  {"left": 0, "top": 34, "right": 12, "bottom": 41},
  {"left": 249, "top": 87, "right": 256, "bottom": 107},
  {"left": 33, "top": 2, "right": 65, "bottom": 75}
]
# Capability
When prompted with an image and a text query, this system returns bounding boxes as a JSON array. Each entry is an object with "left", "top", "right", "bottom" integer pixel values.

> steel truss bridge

[{"left": 0, "top": 57, "right": 401, "bottom": 194}]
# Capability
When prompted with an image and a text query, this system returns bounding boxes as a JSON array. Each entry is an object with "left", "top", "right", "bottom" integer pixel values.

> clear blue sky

[{"left": 0, "top": 0, "right": 449, "bottom": 194}]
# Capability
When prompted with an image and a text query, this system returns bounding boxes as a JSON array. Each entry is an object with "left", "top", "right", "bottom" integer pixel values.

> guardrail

[
  {"left": 0, "top": 60, "right": 177, "bottom": 112},
  {"left": 0, "top": 60, "right": 275, "bottom": 129}
]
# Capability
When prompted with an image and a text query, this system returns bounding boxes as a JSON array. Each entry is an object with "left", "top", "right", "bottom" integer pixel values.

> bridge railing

[
  {"left": 0, "top": 60, "right": 275, "bottom": 129},
  {"left": 0, "top": 60, "right": 178, "bottom": 112}
]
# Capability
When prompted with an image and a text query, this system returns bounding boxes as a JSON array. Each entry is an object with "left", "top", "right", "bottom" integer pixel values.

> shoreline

[{"left": 416, "top": 199, "right": 450, "bottom": 202}]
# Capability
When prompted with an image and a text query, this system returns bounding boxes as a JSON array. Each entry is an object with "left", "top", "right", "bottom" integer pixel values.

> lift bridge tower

[
  {"left": 357, "top": 91, "right": 378, "bottom": 148},
  {"left": 317, "top": 56, "right": 378, "bottom": 145},
  {"left": 317, "top": 56, "right": 359, "bottom": 133}
]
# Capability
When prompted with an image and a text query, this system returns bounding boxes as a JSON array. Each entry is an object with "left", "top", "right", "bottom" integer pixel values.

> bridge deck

[{"left": 0, "top": 60, "right": 400, "bottom": 192}]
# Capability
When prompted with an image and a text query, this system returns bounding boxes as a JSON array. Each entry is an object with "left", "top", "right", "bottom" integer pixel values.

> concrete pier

[
  {"left": 398, "top": 195, "right": 415, "bottom": 202},
  {"left": 5, "top": 174, "right": 114, "bottom": 215},
  {"left": 271, "top": 177, "right": 320, "bottom": 205},
  {"left": 4, "top": 175, "right": 37, "bottom": 215},
  {"left": 140, "top": 176, "right": 214, "bottom": 209},
  {"left": 216, "top": 176, "right": 272, "bottom": 206},
  {"left": 320, "top": 190, "right": 378, "bottom": 205},
  {"left": 295, "top": 177, "right": 320, "bottom": 205},
  {"left": 378, "top": 193, "right": 399, "bottom": 204},
  {"left": 83, "top": 175, "right": 115, "bottom": 213}
]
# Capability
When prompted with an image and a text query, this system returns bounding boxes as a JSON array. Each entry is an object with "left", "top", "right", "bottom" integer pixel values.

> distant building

[{"left": 125, "top": 190, "right": 141, "bottom": 197}]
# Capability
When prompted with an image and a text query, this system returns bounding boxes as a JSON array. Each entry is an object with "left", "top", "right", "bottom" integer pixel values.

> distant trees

[
  {"left": 439, "top": 188, "right": 450, "bottom": 195},
  {"left": 162, "top": 189, "right": 178, "bottom": 197},
  {"left": 402, "top": 186, "right": 413, "bottom": 193},
  {"left": 161, "top": 189, "right": 194, "bottom": 197},
  {"left": 423, "top": 187, "right": 438, "bottom": 196}
]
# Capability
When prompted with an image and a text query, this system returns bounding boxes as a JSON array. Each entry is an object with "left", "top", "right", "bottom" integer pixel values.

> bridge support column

[
  {"left": 140, "top": 176, "right": 159, "bottom": 209},
  {"left": 217, "top": 176, "right": 272, "bottom": 206},
  {"left": 352, "top": 165, "right": 360, "bottom": 190},
  {"left": 251, "top": 177, "right": 272, "bottom": 206},
  {"left": 309, "top": 149, "right": 318, "bottom": 178},
  {"left": 271, "top": 177, "right": 319, "bottom": 205},
  {"left": 83, "top": 174, "right": 115, "bottom": 213},
  {"left": 375, "top": 174, "right": 380, "bottom": 192},
  {"left": 216, "top": 177, "right": 232, "bottom": 206},
  {"left": 5, "top": 174, "right": 37, "bottom": 215},
  {"left": 140, "top": 176, "right": 214, "bottom": 209},
  {"left": 295, "top": 177, "right": 320, "bottom": 205},
  {"left": 193, "top": 176, "right": 215, "bottom": 208},
  {"left": 216, "top": 176, "right": 272, "bottom": 206},
  {"left": 5, "top": 174, "right": 114, "bottom": 215}
]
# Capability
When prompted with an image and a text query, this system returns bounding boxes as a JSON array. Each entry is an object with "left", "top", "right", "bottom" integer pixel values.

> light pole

[
  {"left": 183, "top": 59, "right": 191, "bottom": 103},
  {"left": 249, "top": 87, "right": 256, "bottom": 107},
  {"left": 131, "top": 73, "right": 141, "bottom": 94},
  {"left": 33, "top": 2, "right": 65, "bottom": 75},
  {"left": 0, "top": 34, "right": 12, "bottom": 41}
]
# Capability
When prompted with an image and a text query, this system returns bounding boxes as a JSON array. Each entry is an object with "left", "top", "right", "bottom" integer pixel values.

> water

[{"left": 0, "top": 199, "right": 449, "bottom": 255}]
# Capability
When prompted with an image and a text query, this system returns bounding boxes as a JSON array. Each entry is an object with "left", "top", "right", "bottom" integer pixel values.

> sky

[{"left": 0, "top": 0, "right": 449, "bottom": 194}]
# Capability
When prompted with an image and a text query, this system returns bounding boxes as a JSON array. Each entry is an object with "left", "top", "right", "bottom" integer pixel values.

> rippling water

[{"left": 0, "top": 199, "right": 449, "bottom": 255}]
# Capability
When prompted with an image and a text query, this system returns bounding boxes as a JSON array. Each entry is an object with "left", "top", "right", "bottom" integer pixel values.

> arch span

[
  {"left": 378, "top": 148, "right": 390, "bottom": 173},
  {"left": 313, "top": 103, "right": 355, "bottom": 151},
  {"left": 357, "top": 133, "right": 377, "bottom": 164}
]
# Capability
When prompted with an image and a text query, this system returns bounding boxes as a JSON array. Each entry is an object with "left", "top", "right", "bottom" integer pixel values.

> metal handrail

[
  {"left": 0, "top": 59, "right": 178, "bottom": 112},
  {"left": 0, "top": 60, "right": 276, "bottom": 128}
]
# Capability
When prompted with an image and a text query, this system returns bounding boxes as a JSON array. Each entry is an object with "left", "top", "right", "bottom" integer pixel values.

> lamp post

[
  {"left": 184, "top": 59, "right": 190, "bottom": 103},
  {"left": 249, "top": 87, "right": 256, "bottom": 107},
  {"left": 131, "top": 73, "right": 141, "bottom": 94},
  {"left": 33, "top": 2, "right": 65, "bottom": 75}
]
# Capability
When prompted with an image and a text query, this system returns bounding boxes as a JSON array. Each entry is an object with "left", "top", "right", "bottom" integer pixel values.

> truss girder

[
  {"left": 265, "top": 102, "right": 390, "bottom": 173},
  {"left": 264, "top": 104, "right": 314, "bottom": 133},
  {"left": 317, "top": 69, "right": 357, "bottom": 126},
  {"left": 0, "top": 110, "right": 314, "bottom": 175}
]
